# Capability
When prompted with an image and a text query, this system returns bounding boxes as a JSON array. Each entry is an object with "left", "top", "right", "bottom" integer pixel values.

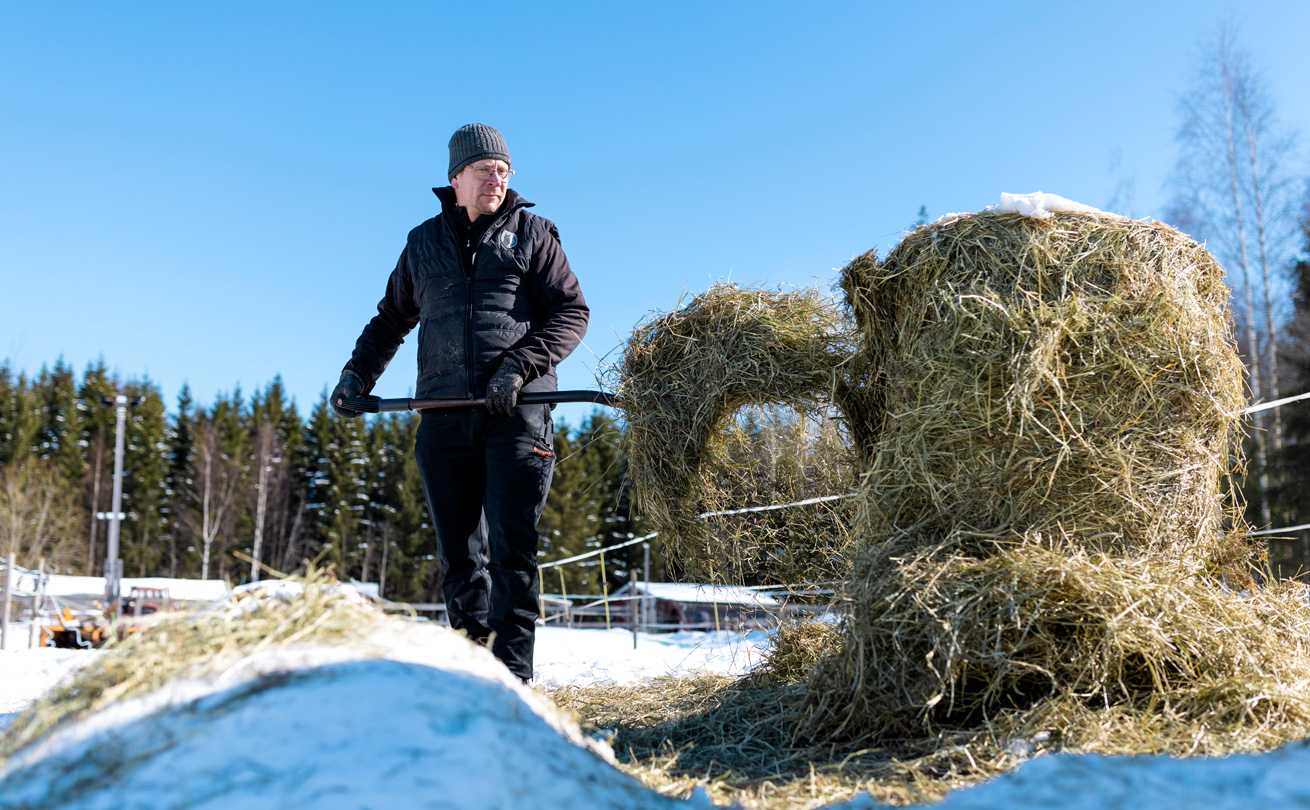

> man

[{"left": 331, "top": 123, "right": 589, "bottom": 681}]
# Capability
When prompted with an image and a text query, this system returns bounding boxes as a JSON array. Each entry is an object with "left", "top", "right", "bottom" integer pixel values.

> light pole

[{"left": 99, "top": 394, "right": 141, "bottom": 612}]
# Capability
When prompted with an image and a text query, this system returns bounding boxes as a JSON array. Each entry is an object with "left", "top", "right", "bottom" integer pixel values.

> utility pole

[{"left": 100, "top": 395, "right": 140, "bottom": 613}]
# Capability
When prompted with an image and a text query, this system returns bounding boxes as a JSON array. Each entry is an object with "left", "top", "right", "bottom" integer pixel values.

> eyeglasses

[{"left": 469, "top": 165, "right": 514, "bottom": 183}]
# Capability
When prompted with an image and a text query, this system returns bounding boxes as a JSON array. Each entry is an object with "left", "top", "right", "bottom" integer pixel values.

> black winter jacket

[{"left": 343, "top": 188, "right": 589, "bottom": 400}]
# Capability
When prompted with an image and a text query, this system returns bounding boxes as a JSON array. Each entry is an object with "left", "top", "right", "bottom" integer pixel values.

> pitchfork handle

[{"left": 340, "top": 390, "right": 624, "bottom": 414}]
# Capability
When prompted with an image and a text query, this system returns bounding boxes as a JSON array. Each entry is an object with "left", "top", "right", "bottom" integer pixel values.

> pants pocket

[{"left": 532, "top": 414, "right": 554, "bottom": 459}]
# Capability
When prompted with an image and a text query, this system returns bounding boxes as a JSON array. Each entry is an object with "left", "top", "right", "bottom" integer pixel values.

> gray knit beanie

[{"left": 448, "top": 123, "right": 511, "bottom": 180}]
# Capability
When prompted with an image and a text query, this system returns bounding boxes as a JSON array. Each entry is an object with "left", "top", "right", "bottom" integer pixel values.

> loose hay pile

[
  {"left": 589, "top": 210, "right": 1310, "bottom": 808},
  {"left": 617, "top": 284, "right": 863, "bottom": 580}
]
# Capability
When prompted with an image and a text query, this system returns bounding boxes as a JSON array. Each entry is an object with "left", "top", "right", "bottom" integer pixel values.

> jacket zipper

[
  {"left": 465, "top": 202, "right": 522, "bottom": 399},
  {"left": 465, "top": 236, "right": 476, "bottom": 399}
]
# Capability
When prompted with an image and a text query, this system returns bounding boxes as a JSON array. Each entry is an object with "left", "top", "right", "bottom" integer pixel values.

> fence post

[
  {"left": 642, "top": 542, "right": 652, "bottom": 630},
  {"left": 29, "top": 559, "right": 45, "bottom": 649},
  {"left": 599, "top": 550, "right": 611, "bottom": 630},
  {"left": 1, "top": 553, "right": 14, "bottom": 651},
  {"left": 557, "top": 568, "right": 571, "bottom": 628},
  {"left": 629, "top": 569, "right": 639, "bottom": 649}
]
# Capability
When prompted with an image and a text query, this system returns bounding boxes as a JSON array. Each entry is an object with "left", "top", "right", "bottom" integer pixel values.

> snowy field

[
  {"left": 0, "top": 625, "right": 771, "bottom": 728},
  {"left": 3, "top": 623, "right": 1310, "bottom": 808}
]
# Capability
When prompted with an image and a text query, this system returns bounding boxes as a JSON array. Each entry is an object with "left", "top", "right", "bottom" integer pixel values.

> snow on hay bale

[
  {"left": 617, "top": 283, "right": 872, "bottom": 577},
  {"left": 803, "top": 209, "right": 1310, "bottom": 752},
  {"left": 0, "top": 573, "right": 712, "bottom": 810}
]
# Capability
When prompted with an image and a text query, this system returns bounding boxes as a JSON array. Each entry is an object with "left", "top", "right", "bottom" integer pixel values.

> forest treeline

[{"left": 0, "top": 363, "right": 651, "bottom": 603}]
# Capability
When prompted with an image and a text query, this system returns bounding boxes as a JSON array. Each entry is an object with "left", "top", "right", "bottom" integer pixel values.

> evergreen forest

[{"left": 0, "top": 363, "right": 652, "bottom": 604}]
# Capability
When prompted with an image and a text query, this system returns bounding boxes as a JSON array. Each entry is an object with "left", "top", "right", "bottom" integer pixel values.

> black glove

[
  {"left": 485, "top": 358, "right": 525, "bottom": 416},
  {"left": 330, "top": 371, "right": 365, "bottom": 419}
]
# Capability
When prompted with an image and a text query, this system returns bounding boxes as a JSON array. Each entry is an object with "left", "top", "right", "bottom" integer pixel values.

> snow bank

[
  {"left": 0, "top": 622, "right": 714, "bottom": 810},
  {"left": 0, "top": 648, "right": 100, "bottom": 721},
  {"left": 12, "top": 622, "right": 1310, "bottom": 809},
  {"left": 834, "top": 744, "right": 1310, "bottom": 809}
]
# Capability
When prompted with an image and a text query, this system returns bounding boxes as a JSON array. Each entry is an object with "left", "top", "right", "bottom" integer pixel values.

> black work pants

[{"left": 414, "top": 404, "right": 554, "bottom": 681}]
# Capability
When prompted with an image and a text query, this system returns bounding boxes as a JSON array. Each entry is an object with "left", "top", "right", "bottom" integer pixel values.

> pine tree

[
  {"left": 119, "top": 378, "right": 171, "bottom": 577},
  {"left": 367, "top": 412, "right": 433, "bottom": 602},
  {"left": 577, "top": 411, "right": 651, "bottom": 588},
  {"left": 0, "top": 362, "right": 37, "bottom": 468},
  {"left": 166, "top": 384, "right": 197, "bottom": 577},
  {"left": 321, "top": 400, "right": 368, "bottom": 576},
  {"left": 296, "top": 392, "right": 370, "bottom": 575},
  {"left": 79, "top": 359, "right": 120, "bottom": 574},
  {"left": 537, "top": 412, "right": 651, "bottom": 596},
  {"left": 537, "top": 420, "right": 594, "bottom": 595},
  {"left": 33, "top": 357, "right": 85, "bottom": 485},
  {"left": 282, "top": 392, "right": 331, "bottom": 574}
]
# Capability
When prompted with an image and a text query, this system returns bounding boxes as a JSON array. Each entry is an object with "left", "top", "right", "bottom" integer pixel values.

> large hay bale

[
  {"left": 840, "top": 212, "right": 1246, "bottom": 569},
  {"left": 617, "top": 284, "right": 860, "bottom": 576},
  {"left": 801, "top": 211, "right": 1310, "bottom": 750}
]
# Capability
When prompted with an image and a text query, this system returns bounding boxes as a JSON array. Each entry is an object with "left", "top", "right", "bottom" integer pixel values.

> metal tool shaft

[{"left": 340, "top": 390, "right": 623, "bottom": 414}]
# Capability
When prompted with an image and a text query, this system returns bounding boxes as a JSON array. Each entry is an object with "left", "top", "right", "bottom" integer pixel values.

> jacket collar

[{"left": 432, "top": 186, "right": 533, "bottom": 224}]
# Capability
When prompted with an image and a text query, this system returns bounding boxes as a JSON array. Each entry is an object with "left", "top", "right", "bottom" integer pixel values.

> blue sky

[{"left": 3, "top": 2, "right": 1308, "bottom": 426}]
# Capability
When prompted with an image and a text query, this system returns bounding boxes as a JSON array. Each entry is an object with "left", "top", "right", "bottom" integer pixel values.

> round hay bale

[
  {"left": 841, "top": 212, "right": 1246, "bottom": 568},
  {"left": 799, "top": 211, "right": 1308, "bottom": 752},
  {"left": 617, "top": 284, "right": 860, "bottom": 576}
]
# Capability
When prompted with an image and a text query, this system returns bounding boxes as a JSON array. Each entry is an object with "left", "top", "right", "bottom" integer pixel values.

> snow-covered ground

[
  {"left": 0, "top": 645, "right": 99, "bottom": 720},
  {"left": 0, "top": 625, "right": 768, "bottom": 727},
  {"left": 4, "top": 623, "right": 1310, "bottom": 809},
  {"left": 533, "top": 625, "right": 771, "bottom": 687},
  {"left": 0, "top": 623, "right": 721, "bottom": 810}
]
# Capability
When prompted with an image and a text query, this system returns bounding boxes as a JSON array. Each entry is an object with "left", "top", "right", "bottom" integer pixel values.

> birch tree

[
  {"left": 0, "top": 460, "right": 86, "bottom": 572},
  {"left": 186, "top": 420, "right": 241, "bottom": 580},
  {"left": 1169, "top": 26, "right": 1301, "bottom": 526}
]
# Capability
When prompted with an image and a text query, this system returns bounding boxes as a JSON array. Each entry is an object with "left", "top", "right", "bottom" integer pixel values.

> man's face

[{"left": 450, "top": 159, "right": 511, "bottom": 219}]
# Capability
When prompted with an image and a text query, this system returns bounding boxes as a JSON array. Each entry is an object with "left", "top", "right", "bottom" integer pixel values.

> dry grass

[
  {"left": 747, "top": 621, "right": 840, "bottom": 686},
  {"left": 551, "top": 672, "right": 998, "bottom": 809},
  {"left": 804, "top": 546, "right": 1310, "bottom": 748},
  {"left": 617, "top": 284, "right": 865, "bottom": 581}
]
